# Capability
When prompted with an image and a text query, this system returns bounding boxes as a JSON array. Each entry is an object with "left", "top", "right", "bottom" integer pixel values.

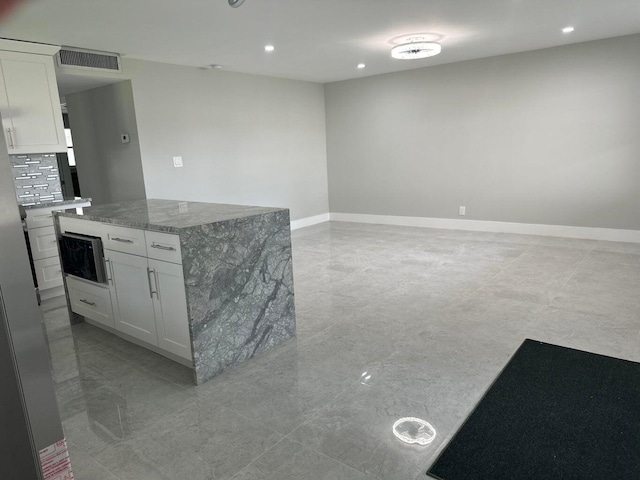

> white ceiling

[{"left": 1, "top": 0, "right": 639, "bottom": 83}]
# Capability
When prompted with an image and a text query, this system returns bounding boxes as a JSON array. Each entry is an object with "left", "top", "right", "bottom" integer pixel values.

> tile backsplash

[{"left": 10, "top": 154, "right": 63, "bottom": 206}]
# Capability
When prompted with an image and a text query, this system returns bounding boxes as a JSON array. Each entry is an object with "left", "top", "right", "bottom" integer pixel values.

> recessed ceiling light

[
  {"left": 562, "top": 26, "right": 575, "bottom": 33},
  {"left": 357, "top": 63, "right": 366, "bottom": 69},
  {"left": 264, "top": 45, "right": 275, "bottom": 52}
]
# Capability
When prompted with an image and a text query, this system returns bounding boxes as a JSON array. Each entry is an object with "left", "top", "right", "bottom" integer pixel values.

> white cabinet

[
  {"left": 105, "top": 249, "right": 158, "bottom": 346},
  {"left": 104, "top": 249, "right": 191, "bottom": 360},
  {"left": 28, "top": 225, "right": 58, "bottom": 260},
  {"left": 145, "top": 230, "right": 182, "bottom": 264},
  {"left": 34, "top": 256, "right": 63, "bottom": 291},
  {"left": 26, "top": 202, "right": 90, "bottom": 300},
  {"left": 149, "top": 259, "right": 191, "bottom": 360},
  {"left": 66, "top": 276, "right": 115, "bottom": 329},
  {"left": 0, "top": 50, "right": 66, "bottom": 154},
  {"left": 26, "top": 205, "right": 62, "bottom": 229},
  {"left": 103, "top": 225, "right": 147, "bottom": 256}
]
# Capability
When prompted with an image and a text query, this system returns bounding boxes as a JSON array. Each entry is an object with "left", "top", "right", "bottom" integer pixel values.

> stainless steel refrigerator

[{"left": 0, "top": 127, "right": 68, "bottom": 478}]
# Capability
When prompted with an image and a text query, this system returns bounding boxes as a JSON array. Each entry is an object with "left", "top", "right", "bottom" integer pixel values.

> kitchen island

[{"left": 55, "top": 199, "right": 296, "bottom": 385}]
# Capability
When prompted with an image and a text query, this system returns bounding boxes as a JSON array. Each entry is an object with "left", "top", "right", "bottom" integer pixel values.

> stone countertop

[
  {"left": 23, "top": 197, "right": 92, "bottom": 210},
  {"left": 56, "top": 199, "right": 287, "bottom": 233}
]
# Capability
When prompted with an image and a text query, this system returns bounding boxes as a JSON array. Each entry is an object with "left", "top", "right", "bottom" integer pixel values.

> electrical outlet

[
  {"left": 459, "top": 206, "right": 466, "bottom": 216},
  {"left": 173, "top": 156, "right": 183, "bottom": 168}
]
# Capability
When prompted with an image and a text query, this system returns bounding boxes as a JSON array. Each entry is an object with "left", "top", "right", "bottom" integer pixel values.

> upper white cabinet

[{"left": 0, "top": 41, "right": 66, "bottom": 155}]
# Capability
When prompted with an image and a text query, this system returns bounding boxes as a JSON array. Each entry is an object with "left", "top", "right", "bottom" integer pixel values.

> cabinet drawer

[
  {"left": 28, "top": 225, "right": 58, "bottom": 260},
  {"left": 26, "top": 206, "right": 61, "bottom": 229},
  {"left": 58, "top": 216, "right": 103, "bottom": 238},
  {"left": 145, "top": 231, "right": 182, "bottom": 264},
  {"left": 66, "top": 276, "right": 115, "bottom": 328},
  {"left": 103, "top": 225, "right": 146, "bottom": 256},
  {"left": 34, "top": 256, "right": 63, "bottom": 290}
]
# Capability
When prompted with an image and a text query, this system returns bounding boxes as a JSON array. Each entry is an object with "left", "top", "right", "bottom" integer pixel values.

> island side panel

[{"left": 180, "top": 209, "right": 296, "bottom": 384}]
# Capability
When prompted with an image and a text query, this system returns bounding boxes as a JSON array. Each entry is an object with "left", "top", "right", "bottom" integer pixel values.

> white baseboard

[
  {"left": 329, "top": 212, "right": 640, "bottom": 243},
  {"left": 290, "top": 213, "right": 330, "bottom": 231}
]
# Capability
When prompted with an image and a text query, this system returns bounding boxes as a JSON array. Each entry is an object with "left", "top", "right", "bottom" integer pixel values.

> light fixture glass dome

[{"left": 391, "top": 41, "right": 442, "bottom": 60}]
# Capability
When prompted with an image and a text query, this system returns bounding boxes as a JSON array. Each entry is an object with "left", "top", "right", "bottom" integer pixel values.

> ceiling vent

[{"left": 56, "top": 47, "right": 122, "bottom": 73}]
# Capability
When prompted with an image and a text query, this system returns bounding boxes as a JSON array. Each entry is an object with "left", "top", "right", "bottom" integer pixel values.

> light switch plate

[
  {"left": 173, "top": 156, "right": 183, "bottom": 168},
  {"left": 121, "top": 133, "right": 130, "bottom": 144}
]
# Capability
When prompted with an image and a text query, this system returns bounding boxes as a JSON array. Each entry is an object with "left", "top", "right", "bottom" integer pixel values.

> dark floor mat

[{"left": 427, "top": 339, "right": 640, "bottom": 480}]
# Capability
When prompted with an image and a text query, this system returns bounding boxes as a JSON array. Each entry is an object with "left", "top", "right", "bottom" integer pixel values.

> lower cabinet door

[
  {"left": 34, "top": 256, "right": 63, "bottom": 290},
  {"left": 66, "top": 276, "right": 115, "bottom": 328},
  {"left": 28, "top": 226, "right": 58, "bottom": 260},
  {"left": 106, "top": 249, "right": 158, "bottom": 346},
  {"left": 148, "top": 259, "right": 192, "bottom": 360}
]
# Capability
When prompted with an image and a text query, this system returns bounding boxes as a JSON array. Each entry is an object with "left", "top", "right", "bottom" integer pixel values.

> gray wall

[
  {"left": 66, "top": 80, "right": 146, "bottom": 205},
  {"left": 325, "top": 34, "right": 640, "bottom": 230},
  {"left": 123, "top": 59, "right": 329, "bottom": 221}
]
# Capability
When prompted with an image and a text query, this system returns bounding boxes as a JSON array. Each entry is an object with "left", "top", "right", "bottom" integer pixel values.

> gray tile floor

[{"left": 42, "top": 222, "right": 640, "bottom": 480}]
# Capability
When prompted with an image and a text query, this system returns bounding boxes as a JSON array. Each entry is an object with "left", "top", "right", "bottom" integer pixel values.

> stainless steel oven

[{"left": 59, "top": 232, "right": 107, "bottom": 284}]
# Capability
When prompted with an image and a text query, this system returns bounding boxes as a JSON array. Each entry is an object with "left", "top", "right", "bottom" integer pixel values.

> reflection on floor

[{"left": 42, "top": 222, "right": 640, "bottom": 480}]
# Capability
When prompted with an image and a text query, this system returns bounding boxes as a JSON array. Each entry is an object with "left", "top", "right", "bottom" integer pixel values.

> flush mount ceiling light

[
  {"left": 562, "top": 26, "right": 575, "bottom": 33},
  {"left": 264, "top": 44, "right": 275, "bottom": 52},
  {"left": 391, "top": 38, "right": 442, "bottom": 60},
  {"left": 228, "top": 0, "right": 245, "bottom": 7}
]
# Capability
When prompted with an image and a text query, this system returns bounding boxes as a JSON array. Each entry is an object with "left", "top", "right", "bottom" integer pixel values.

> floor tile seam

[
  {"left": 89, "top": 340, "right": 186, "bottom": 387},
  {"left": 549, "top": 246, "right": 595, "bottom": 305},
  {"left": 90, "top": 452, "right": 136, "bottom": 480},
  {"left": 296, "top": 320, "right": 341, "bottom": 345},
  {"left": 131, "top": 361, "right": 193, "bottom": 388},
  {"left": 75, "top": 455, "right": 124, "bottom": 480},
  {"left": 472, "top": 242, "right": 533, "bottom": 292},
  {"left": 280, "top": 387, "right": 353, "bottom": 440},
  {"left": 71, "top": 325, "right": 112, "bottom": 347},
  {"left": 227, "top": 435, "right": 292, "bottom": 479},
  {"left": 87, "top": 399, "right": 202, "bottom": 466},
  {"left": 236, "top": 374, "right": 357, "bottom": 436},
  {"left": 208, "top": 400, "right": 291, "bottom": 437},
  {"left": 286, "top": 437, "right": 379, "bottom": 479}
]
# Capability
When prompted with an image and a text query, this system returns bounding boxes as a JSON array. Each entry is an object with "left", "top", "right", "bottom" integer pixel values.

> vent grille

[{"left": 57, "top": 48, "right": 121, "bottom": 72}]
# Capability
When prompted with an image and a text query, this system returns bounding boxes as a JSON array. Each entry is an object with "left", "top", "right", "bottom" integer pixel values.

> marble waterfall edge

[{"left": 181, "top": 209, "right": 296, "bottom": 384}]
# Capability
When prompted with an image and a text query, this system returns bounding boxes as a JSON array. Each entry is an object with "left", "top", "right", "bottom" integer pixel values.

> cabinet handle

[
  {"left": 111, "top": 237, "right": 134, "bottom": 243},
  {"left": 147, "top": 267, "right": 157, "bottom": 298},
  {"left": 79, "top": 299, "right": 96, "bottom": 306},
  {"left": 151, "top": 242, "right": 176, "bottom": 251},
  {"left": 105, "top": 258, "right": 113, "bottom": 283},
  {"left": 151, "top": 268, "right": 159, "bottom": 298},
  {"left": 6, "top": 127, "right": 14, "bottom": 148}
]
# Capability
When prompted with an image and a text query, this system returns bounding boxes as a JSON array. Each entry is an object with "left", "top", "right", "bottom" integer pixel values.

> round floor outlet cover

[{"left": 393, "top": 417, "right": 436, "bottom": 446}]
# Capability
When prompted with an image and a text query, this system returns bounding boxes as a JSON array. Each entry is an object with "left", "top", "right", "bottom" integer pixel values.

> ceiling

[{"left": 1, "top": 0, "right": 639, "bottom": 83}]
